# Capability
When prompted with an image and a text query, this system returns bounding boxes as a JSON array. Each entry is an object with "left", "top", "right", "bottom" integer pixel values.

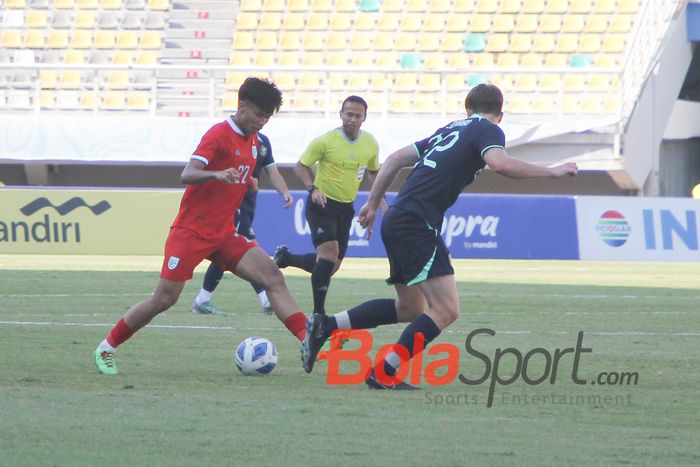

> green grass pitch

[{"left": 0, "top": 255, "right": 698, "bottom": 466}]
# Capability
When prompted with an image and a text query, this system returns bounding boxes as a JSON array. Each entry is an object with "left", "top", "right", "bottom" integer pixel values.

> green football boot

[{"left": 94, "top": 347, "right": 118, "bottom": 375}]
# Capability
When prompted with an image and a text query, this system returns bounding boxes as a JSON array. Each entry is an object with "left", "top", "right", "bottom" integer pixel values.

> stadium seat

[
  {"left": 326, "top": 53, "right": 347, "bottom": 66},
  {"left": 423, "top": 15, "right": 445, "bottom": 33},
  {"left": 476, "top": 0, "right": 498, "bottom": 13},
  {"left": 413, "top": 93, "right": 438, "bottom": 113},
  {"left": 70, "top": 30, "right": 93, "bottom": 49},
  {"left": 594, "top": 54, "right": 617, "bottom": 68},
  {"left": 127, "top": 91, "right": 150, "bottom": 109},
  {"left": 499, "top": 0, "right": 521, "bottom": 12},
  {"left": 349, "top": 33, "right": 371, "bottom": 51},
  {"left": 144, "top": 12, "right": 165, "bottom": 29},
  {"left": 496, "top": 53, "right": 519, "bottom": 67},
  {"left": 146, "top": 0, "right": 168, "bottom": 10},
  {"left": 225, "top": 71, "right": 250, "bottom": 90},
  {"left": 250, "top": 51, "right": 272, "bottom": 66},
  {"left": 279, "top": 32, "right": 301, "bottom": 51},
  {"left": 430, "top": 0, "right": 451, "bottom": 13},
  {"left": 492, "top": 14, "right": 515, "bottom": 32},
  {"left": 125, "top": 0, "right": 146, "bottom": 8},
  {"left": 47, "top": 30, "right": 70, "bottom": 49},
  {"left": 514, "top": 14, "right": 538, "bottom": 32},
  {"left": 373, "top": 32, "right": 394, "bottom": 52},
  {"left": 418, "top": 73, "right": 441, "bottom": 92},
  {"left": 306, "top": 13, "right": 328, "bottom": 30},
  {"left": 538, "top": 72, "right": 561, "bottom": 91},
  {"left": 617, "top": 0, "right": 638, "bottom": 13},
  {"left": 281, "top": 13, "right": 304, "bottom": 30},
  {"left": 447, "top": 53, "right": 470, "bottom": 69},
  {"left": 279, "top": 51, "right": 301, "bottom": 65},
  {"left": 520, "top": 52, "right": 543, "bottom": 67},
  {"left": 446, "top": 74, "right": 468, "bottom": 91},
  {"left": 27, "top": 11, "right": 48, "bottom": 28},
  {"left": 395, "top": 33, "right": 416, "bottom": 52},
  {"left": 544, "top": 53, "right": 567, "bottom": 67},
  {"left": 353, "top": 13, "right": 376, "bottom": 31},
  {"left": 106, "top": 71, "right": 130, "bottom": 90},
  {"left": 39, "top": 91, "right": 56, "bottom": 109},
  {"left": 23, "top": 31, "right": 46, "bottom": 49},
  {"left": 297, "top": 73, "right": 321, "bottom": 91},
  {"left": 609, "top": 15, "right": 632, "bottom": 33},
  {"left": 381, "top": 0, "right": 403, "bottom": 12},
  {"left": 532, "top": 34, "right": 555, "bottom": 53},
  {"left": 388, "top": 93, "right": 412, "bottom": 113},
  {"left": 335, "top": 0, "right": 356, "bottom": 12},
  {"left": 418, "top": 34, "right": 440, "bottom": 52},
  {"left": 562, "top": 15, "right": 585, "bottom": 33},
  {"left": 375, "top": 54, "right": 398, "bottom": 67},
  {"left": 538, "top": 14, "right": 561, "bottom": 33},
  {"left": 239, "top": 0, "right": 261, "bottom": 11},
  {"left": 593, "top": 0, "right": 614, "bottom": 13},
  {"left": 377, "top": 14, "right": 399, "bottom": 31},
  {"left": 563, "top": 74, "right": 586, "bottom": 92},
  {"left": 273, "top": 72, "right": 295, "bottom": 91},
  {"left": 545, "top": 0, "right": 567, "bottom": 13},
  {"left": 117, "top": 31, "right": 139, "bottom": 49},
  {"left": 291, "top": 93, "right": 319, "bottom": 112},
  {"left": 454, "top": 0, "right": 475, "bottom": 13},
  {"left": 5, "top": 0, "right": 28, "bottom": 7},
  {"left": 64, "top": 50, "right": 86, "bottom": 65},
  {"left": 94, "top": 31, "right": 116, "bottom": 49},
  {"left": 53, "top": 0, "right": 75, "bottom": 7},
  {"left": 256, "top": 32, "right": 278, "bottom": 51},
  {"left": 509, "top": 34, "right": 533, "bottom": 53},
  {"left": 485, "top": 34, "right": 509, "bottom": 53},
  {"left": 112, "top": 50, "right": 133, "bottom": 65},
  {"left": 359, "top": 0, "right": 381, "bottom": 12},
  {"left": 578, "top": 35, "right": 601, "bottom": 53},
  {"left": 555, "top": 34, "right": 579, "bottom": 53},
  {"left": 236, "top": 12, "right": 258, "bottom": 30},
  {"left": 302, "top": 32, "right": 324, "bottom": 51},
  {"left": 262, "top": 0, "right": 285, "bottom": 11},
  {"left": 423, "top": 54, "right": 445, "bottom": 69},
  {"left": 602, "top": 34, "right": 626, "bottom": 53},
  {"left": 522, "top": 0, "right": 545, "bottom": 13},
  {"left": 13, "top": 50, "right": 36, "bottom": 64},
  {"left": 469, "top": 14, "right": 491, "bottom": 33},
  {"left": 98, "top": 11, "right": 120, "bottom": 29},
  {"left": 232, "top": 32, "right": 254, "bottom": 50},
  {"left": 40, "top": 70, "right": 58, "bottom": 89},
  {"left": 100, "top": 0, "right": 122, "bottom": 9},
  {"left": 103, "top": 91, "right": 127, "bottom": 109},
  {"left": 570, "top": 0, "right": 592, "bottom": 13},
  {"left": 326, "top": 32, "right": 346, "bottom": 51},
  {"left": 472, "top": 53, "right": 494, "bottom": 67},
  {"left": 400, "top": 14, "right": 422, "bottom": 32},
  {"left": 369, "top": 73, "right": 388, "bottom": 91},
  {"left": 1, "top": 30, "right": 22, "bottom": 49},
  {"left": 570, "top": 54, "right": 592, "bottom": 67},
  {"left": 467, "top": 74, "right": 489, "bottom": 87},
  {"left": 78, "top": 0, "right": 98, "bottom": 7},
  {"left": 74, "top": 11, "right": 96, "bottom": 29},
  {"left": 462, "top": 33, "right": 485, "bottom": 52},
  {"left": 327, "top": 72, "right": 345, "bottom": 90},
  {"left": 312, "top": 0, "right": 332, "bottom": 12},
  {"left": 139, "top": 31, "right": 161, "bottom": 49},
  {"left": 136, "top": 50, "right": 158, "bottom": 65},
  {"left": 59, "top": 70, "right": 82, "bottom": 89},
  {"left": 329, "top": 13, "right": 352, "bottom": 31},
  {"left": 445, "top": 14, "right": 469, "bottom": 32},
  {"left": 2, "top": 10, "right": 24, "bottom": 28},
  {"left": 287, "top": 0, "right": 307, "bottom": 11},
  {"left": 346, "top": 73, "right": 370, "bottom": 91}
]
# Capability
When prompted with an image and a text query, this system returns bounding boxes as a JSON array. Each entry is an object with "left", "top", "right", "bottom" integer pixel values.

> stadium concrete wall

[{"left": 1, "top": 188, "right": 698, "bottom": 262}]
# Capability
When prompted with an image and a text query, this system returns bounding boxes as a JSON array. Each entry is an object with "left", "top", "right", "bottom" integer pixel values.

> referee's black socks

[{"left": 311, "top": 258, "right": 335, "bottom": 315}]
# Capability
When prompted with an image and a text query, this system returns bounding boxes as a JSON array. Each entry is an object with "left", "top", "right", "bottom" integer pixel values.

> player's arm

[
  {"left": 483, "top": 148, "right": 578, "bottom": 179},
  {"left": 180, "top": 159, "right": 241, "bottom": 185},
  {"left": 358, "top": 145, "right": 417, "bottom": 238},
  {"left": 364, "top": 169, "right": 389, "bottom": 212},
  {"left": 265, "top": 164, "right": 293, "bottom": 208},
  {"left": 295, "top": 160, "right": 327, "bottom": 207}
]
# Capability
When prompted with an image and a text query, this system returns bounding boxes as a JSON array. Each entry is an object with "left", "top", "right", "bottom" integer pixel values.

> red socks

[
  {"left": 283, "top": 312, "right": 307, "bottom": 341},
  {"left": 106, "top": 318, "right": 135, "bottom": 348}
]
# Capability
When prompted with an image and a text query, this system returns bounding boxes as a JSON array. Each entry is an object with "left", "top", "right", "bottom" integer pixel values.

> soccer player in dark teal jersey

[{"left": 301, "top": 84, "right": 579, "bottom": 387}]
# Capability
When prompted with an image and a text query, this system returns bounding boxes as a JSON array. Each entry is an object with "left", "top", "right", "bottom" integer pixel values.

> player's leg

[
  {"left": 219, "top": 238, "right": 307, "bottom": 342},
  {"left": 238, "top": 208, "right": 272, "bottom": 314},
  {"left": 312, "top": 240, "right": 339, "bottom": 315},
  {"left": 192, "top": 262, "right": 225, "bottom": 314}
]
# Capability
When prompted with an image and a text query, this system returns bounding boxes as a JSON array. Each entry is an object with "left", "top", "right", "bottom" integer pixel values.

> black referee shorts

[
  {"left": 381, "top": 207, "right": 454, "bottom": 286},
  {"left": 305, "top": 194, "right": 354, "bottom": 260}
]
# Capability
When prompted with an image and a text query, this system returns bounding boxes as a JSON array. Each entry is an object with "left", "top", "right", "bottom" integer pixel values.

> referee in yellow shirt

[{"left": 274, "top": 95, "right": 381, "bottom": 317}]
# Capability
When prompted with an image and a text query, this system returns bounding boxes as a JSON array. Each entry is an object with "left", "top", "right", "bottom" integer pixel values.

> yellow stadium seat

[
  {"left": 454, "top": 0, "right": 474, "bottom": 13},
  {"left": 369, "top": 73, "right": 388, "bottom": 91},
  {"left": 423, "top": 15, "right": 445, "bottom": 32},
  {"left": 262, "top": 0, "right": 285, "bottom": 11},
  {"left": 349, "top": 32, "right": 371, "bottom": 51},
  {"left": 307, "top": 13, "right": 329, "bottom": 30},
  {"left": 54, "top": 0, "right": 75, "bottom": 8},
  {"left": 532, "top": 34, "right": 555, "bottom": 53},
  {"left": 40, "top": 70, "right": 58, "bottom": 89},
  {"left": 146, "top": 0, "right": 169, "bottom": 10},
  {"left": 312, "top": 0, "right": 332, "bottom": 12},
  {"left": 609, "top": 15, "right": 632, "bottom": 33},
  {"left": 40, "top": 91, "right": 55, "bottom": 109},
  {"left": 472, "top": 53, "right": 494, "bottom": 67},
  {"left": 373, "top": 32, "right": 394, "bottom": 52},
  {"left": 485, "top": 34, "right": 508, "bottom": 53},
  {"left": 229, "top": 51, "right": 251, "bottom": 65},
  {"left": 405, "top": 0, "right": 423, "bottom": 12},
  {"left": 418, "top": 34, "right": 440, "bottom": 52},
  {"left": 127, "top": 91, "right": 150, "bottom": 109},
  {"left": 617, "top": 0, "right": 638, "bottom": 13},
  {"left": 100, "top": 0, "right": 122, "bottom": 9},
  {"left": 430, "top": 0, "right": 451, "bottom": 13},
  {"left": 256, "top": 32, "right": 278, "bottom": 51},
  {"left": 335, "top": 0, "right": 355, "bottom": 11},
  {"left": 400, "top": 14, "right": 422, "bottom": 32},
  {"left": 555, "top": 34, "right": 578, "bottom": 53},
  {"left": 74, "top": 11, "right": 96, "bottom": 29},
  {"left": 59, "top": 70, "right": 82, "bottom": 89},
  {"left": 26, "top": 11, "right": 48, "bottom": 28},
  {"left": 570, "top": 0, "right": 591, "bottom": 13},
  {"left": 299, "top": 52, "right": 321, "bottom": 66},
  {"left": 499, "top": 0, "right": 521, "bottom": 13},
  {"left": 226, "top": 71, "right": 250, "bottom": 90},
  {"left": 239, "top": 0, "right": 261, "bottom": 10},
  {"left": 538, "top": 14, "right": 561, "bottom": 33},
  {"left": 112, "top": 50, "right": 133, "bottom": 65},
  {"left": 423, "top": 54, "right": 445, "bottom": 69},
  {"left": 593, "top": 0, "right": 614, "bottom": 13},
  {"left": 279, "top": 51, "right": 301, "bottom": 65},
  {"left": 23, "top": 31, "right": 45, "bottom": 49},
  {"left": 375, "top": 54, "right": 398, "bottom": 67},
  {"left": 520, "top": 53, "right": 543, "bottom": 67},
  {"left": 106, "top": 71, "right": 130, "bottom": 90},
  {"left": 414, "top": 93, "right": 438, "bottom": 113},
  {"left": 594, "top": 54, "right": 617, "bottom": 68},
  {"left": 563, "top": 74, "right": 586, "bottom": 91},
  {"left": 302, "top": 32, "right": 324, "bottom": 51},
  {"left": 139, "top": 31, "right": 161, "bottom": 49},
  {"left": 279, "top": 32, "right": 301, "bottom": 51},
  {"left": 64, "top": 50, "right": 86, "bottom": 64},
  {"left": 506, "top": 95, "right": 530, "bottom": 114},
  {"left": 46, "top": 31, "right": 69, "bottom": 49},
  {"left": 79, "top": 91, "right": 97, "bottom": 108},
  {"left": 578, "top": 34, "right": 601, "bottom": 53},
  {"left": 522, "top": 0, "right": 544, "bottom": 13},
  {"left": 291, "top": 93, "right": 318, "bottom": 112},
  {"left": 221, "top": 92, "right": 237, "bottom": 110},
  {"left": 476, "top": 0, "right": 497, "bottom": 13},
  {"left": 388, "top": 93, "right": 412, "bottom": 113},
  {"left": 232, "top": 32, "right": 254, "bottom": 50},
  {"left": 418, "top": 74, "right": 441, "bottom": 91},
  {"left": 562, "top": 15, "right": 585, "bottom": 32},
  {"left": 514, "top": 14, "right": 538, "bottom": 32},
  {"left": 346, "top": 73, "right": 370, "bottom": 91},
  {"left": 297, "top": 73, "right": 321, "bottom": 90},
  {"left": 496, "top": 53, "right": 519, "bottom": 67},
  {"left": 117, "top": 31, "right": 139, "bottom": 49},
  {"left": 587, "top": 73, "right": 611, "bottom": 91},
  {"left": 538, "top": 72, "right": 561, "bottom": 91},
  {"left": 382, "top": 0, "right": 403, "bottom": 12},
  {"left": 327, "top": 73, "right": 345, "bottom": 90},
  {"left": 581, "top": 98, "right": 603, "bottom": 113},
  {"left": 5, "top": 0, "right": 27, "bottom": 7},
  {"left": 70, "top": 30, "right": 93, "bottom": 49},
  {"left": 492, "top": 14, "right": 515, "bottom": 32},
  {"left": 395, "top": 33, "right": 416, "bottom": 52},
  {"left": 329, "top": 13, "right": 352, "bottom": 31},
  {"left": 469, "top": 14, "right": 491, "bottom": 33},
  {"left": 236, "top": 12, "right": 258, "bottom": 30},
  {"left": 584, "top": 15, "right": 607, "bottom": 33},
  {"left": 377, "top": 14, "right": 399, "bottom": 31},
  {"left": 509, "top": 34, "right": 533, "bottom": 53},
  {"left": 137, "top": 50, "right": 158, "bottom": 64},
  {"left": 446, "top": 74, "right": 468, "bottom": 91},
  {"left": 447, "top": 54, "right": 470, "bottom": 69},
  {"left": 281, "top": 13, "right": 304, "bottom": 30},
  {"left": 326, "top": 32, "right": 346, "bottom": 51},
  {"left": 287, "top": 0, "right": 307, "bottom": 11},
  {"left": 77, "top": 0, "right": 98, "bottom": 7},
  {"left": 353, "top": 13, "right": 376, "bottom": 31},
  {"left": 253, "top": 52, "right": 275, "bottom": 66},
  {"left": 440, "top": 34, "right": 464, "bottom": 52},
  {"left": 602, "top": 34, "right": 626, "bottom": 53},
  {"left": 326, "top": 53, "right": 347, "bottom": 66},
  {"left": 446, "top": 14, "right": 470, "bottom": 32},
  {"left": 545, "top": 0, "right": 567, "bottom": 13},
  {"left": 103, "top": 91, "right": 127, "bottom": 109},
  {"left": 93, "top": 31, "right": 115, "bottom": 49},
  {"left": 351, "top": 54, "right": 373, "bottom": 67},
  {"left": 545, "top": 53, "right": 567, "bottom": 67}
]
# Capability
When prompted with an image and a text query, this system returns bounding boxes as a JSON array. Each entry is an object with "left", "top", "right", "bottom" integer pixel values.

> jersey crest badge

[
  {"left": 167, "top": 256, "right": 180, "bottom": 270},
  {"left": 235, "top": 150, "right": 240, "bottom": 157},
  {"left": 252, "top": 145, "right": 258, "bottom": 159}
]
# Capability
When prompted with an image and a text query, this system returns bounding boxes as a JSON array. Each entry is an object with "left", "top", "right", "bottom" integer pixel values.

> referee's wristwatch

[{"left": 306, "top": 184, "right": 317, "bottom": 193}]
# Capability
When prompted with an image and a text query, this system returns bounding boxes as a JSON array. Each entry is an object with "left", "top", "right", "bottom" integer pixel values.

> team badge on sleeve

[
  {"left": 167, "top": 256, "right": 180, "bottom": 270},
  {"left": 252, "top": 145, "right": 258, "bottom": 159}
]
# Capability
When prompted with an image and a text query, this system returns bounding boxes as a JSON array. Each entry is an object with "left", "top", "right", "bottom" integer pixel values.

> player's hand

[
  {"left": 551, "top": 163, "right": 578, "bottom": 177},
  {"left": 217, "top": 167, "right": 242, "bottom": 184},
  {"left": 281, "top": 192, "right": 293, "bottom": 208},
  {"left": 311, "top": 188, "right": 327, "bottom": 207},
  {"left": 358, "top": 202, "right": 378, "bottom": 240},
  {"left": 248, "top": 177, "right": 259, "bottom": 192}
]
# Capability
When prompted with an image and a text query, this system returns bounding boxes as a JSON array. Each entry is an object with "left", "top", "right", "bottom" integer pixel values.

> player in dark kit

[
  {"left": 301, "top": 84, "right": 578, "bottom": 387},
  {"left": 192, "top": 132, "right": 293, "bottom": 316}
]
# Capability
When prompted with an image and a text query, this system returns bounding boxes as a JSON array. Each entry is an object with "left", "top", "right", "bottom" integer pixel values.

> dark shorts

[
  {"left": 235, "top": 207, "right": 255, "bottom": 240},
  {"left": 305, "top": 194, "right": 354, "bottom": 260},
  {"left": 381, "top": 207, "right": 454, "bottom": 286}
]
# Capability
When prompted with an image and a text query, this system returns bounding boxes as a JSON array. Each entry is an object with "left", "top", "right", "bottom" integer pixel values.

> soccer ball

[{"left": 235, "top": 336, "right": 278, "bottom": 376}]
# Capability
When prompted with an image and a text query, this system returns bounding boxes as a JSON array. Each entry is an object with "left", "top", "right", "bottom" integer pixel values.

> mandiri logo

[{"left": 595, "top": 210, "right": 631, "bottom": 247}]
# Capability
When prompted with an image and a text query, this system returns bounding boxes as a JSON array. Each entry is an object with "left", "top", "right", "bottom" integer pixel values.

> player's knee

[
  {"left": 151, "top": 293, "right": 178, "bottom": 312},
  {"left": 262, "top": 267, "right": 286, "bottom": 291}
]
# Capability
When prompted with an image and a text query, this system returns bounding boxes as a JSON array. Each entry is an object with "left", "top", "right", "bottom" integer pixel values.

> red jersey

[{"left": 171, "top": 116, "right": 259, "bottom": 239}]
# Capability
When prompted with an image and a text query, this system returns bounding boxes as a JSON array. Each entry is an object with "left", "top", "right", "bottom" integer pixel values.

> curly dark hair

[
  {"left": 238, "top": 77, "right": 283, "bottom": 115},
  {"left": 464, "top": 84, "right": 503, "bottom": 116}
]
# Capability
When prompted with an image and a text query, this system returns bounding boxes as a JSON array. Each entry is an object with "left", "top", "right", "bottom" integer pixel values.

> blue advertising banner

[{"left": 253, "top": 191, "right": 579, "bottom": 260}]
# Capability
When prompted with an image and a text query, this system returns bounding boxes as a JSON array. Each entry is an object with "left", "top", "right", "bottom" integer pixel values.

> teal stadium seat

[
  {"left": 463, "top": 33, "right": 486, "bottom": 52},
  {"left": 359, "top": 0, "right": 381, "bottom": 12},
  {"left": 570, "top": 54, "right": 592, "bottom": 67},
  {"left": 400, "top": 53, "right": 422, "bottom": 69}
]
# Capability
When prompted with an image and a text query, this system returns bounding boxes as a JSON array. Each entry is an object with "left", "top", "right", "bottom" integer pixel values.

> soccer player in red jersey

[{"left": 94, "top": 77, "right": 307, "bottom": 375}]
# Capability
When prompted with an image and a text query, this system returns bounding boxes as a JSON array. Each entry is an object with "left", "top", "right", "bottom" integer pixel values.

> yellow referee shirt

[{"left": 299, "top": 128, "right": 380, "bottom": 203}]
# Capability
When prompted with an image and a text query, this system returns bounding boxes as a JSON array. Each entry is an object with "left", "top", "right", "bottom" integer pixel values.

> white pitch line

[{"left": 0, "top": 320, "right": 698, "bottom": 337}]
